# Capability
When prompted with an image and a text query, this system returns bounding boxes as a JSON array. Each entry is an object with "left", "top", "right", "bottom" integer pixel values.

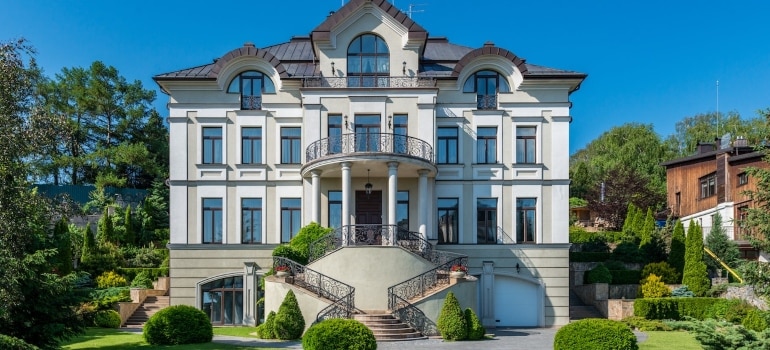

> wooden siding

[{"left": 666, "top": 158, "right": 719, "bottom": 218}]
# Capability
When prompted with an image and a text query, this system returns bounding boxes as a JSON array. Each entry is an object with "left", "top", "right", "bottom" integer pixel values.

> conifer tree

[
  {"left": 97, "top": 207, "right": 114, "bottom": 244},
  {"left": 623, "top": 204, "right": 637, "bottom": 237},
  {"left": 54, "top": 219, "right": 73, "bottom": 275},
  {"left": 81, "top": 224, "right": 96, "bottom": 264},
  {"left": 682, "top": 221, "right": 711, "bottom": 296},
  {"left": 704, "top": 212, "right": 740, "bottom": 274},
  {"left": 640, "top": 208, "right": 655, "bottom": 246},
  {"left": 124, "top": 206, "right": 135, "bottom": 245},
  {"left": 668, "top": 220, "right": 686, "bottom": 277}
]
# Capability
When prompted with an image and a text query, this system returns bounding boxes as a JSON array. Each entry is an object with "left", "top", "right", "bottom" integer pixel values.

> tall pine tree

[
  {"left": 682, "top": 221, "right": 711, "bottom": 296},
  {"left": 668, "top": 220, "right": 686, "bottom": 277},
  {"left": 704, "top": 212, "right": 740, "bottom": 275}
]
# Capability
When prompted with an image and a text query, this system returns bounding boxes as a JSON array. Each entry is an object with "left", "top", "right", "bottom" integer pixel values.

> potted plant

[
  {"left": 449, "top": 264, "right": 467, "bottom": 278},
  {"left": 275, "top": 265, "right": 291, "bottom": 277}
]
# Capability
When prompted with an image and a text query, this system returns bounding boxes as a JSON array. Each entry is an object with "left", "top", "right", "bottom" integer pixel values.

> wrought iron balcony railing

[
  {"left": 303, "top": 76, "right": 436, "bottom": 88},
  {"left": 241, "top": 95, "right": 262, "bottom": 110},
  {"left": 305, "top": 133, "right": 434, "bottom": 164},
  {"left": 477, "top": 94, "right": 497, "bottom": 110}
]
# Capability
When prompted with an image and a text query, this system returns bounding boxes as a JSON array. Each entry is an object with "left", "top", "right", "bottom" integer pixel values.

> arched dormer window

[
  {"left": 462, "top": 70, "right": 510, "bottom": 110},
  {"left": 347, "top": 34, "right": 390, "bottom": 87},
  {"left": 227, "top": 71, "right": 276, "bottom": 110}
]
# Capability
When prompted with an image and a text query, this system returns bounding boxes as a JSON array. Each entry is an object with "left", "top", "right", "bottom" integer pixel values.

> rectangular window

[
  {"left": 477, "top": 198, "right": 497, "bottom": 244},
  {"left": 396, "top": 191, "right": 409, "bottom": 230},
  {"left": 281, "top": 127, "right": 301, "bottom": 164},
  {"left": 281, "top": 198, "right": 301, "bottom": 242},
  {"left": 517, "top": 198, "right": 536, "bottom": 243},
  {"left": 476, "top": 127, "right": 497, "bottom": 164},
  {"left": 700, "top": 173, "right": 717, "bottom": 198},
  {"left": 202, "top": 127, "right": 223, "bottom": 164},
  {"left": 241, "top": 198, "right": 262, "bottom": 244},
  {"left": 202, "top": 198, "right": 223, "bottom": 244},
  {"left": 437, "top": 127, "right": 458, "bottom": 164},
  {"left": 393, "top": 115, "right": 408, "bottom": 154},
  {"left": 328, "top": 115, "right": 343, "bottom": 154},
  {"left": 241, "top": 127, "right": 262, "bottom": 164},
  {"left": 437, "top": 198, "right": 459, "bottom": 244},
  {"left": 738, "top": 172, "right": 748, "bottom": 186},
  {"left": 516, "top": 127, "right": 536, "bottom": 164},
  {"left": 328, "top": 191, "right": 342, "bottom": 229}
]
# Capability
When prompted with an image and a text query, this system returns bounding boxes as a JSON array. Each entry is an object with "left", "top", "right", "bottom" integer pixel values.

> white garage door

[{"left": 493, "top": 276, "right": 539, "bottom": 326}]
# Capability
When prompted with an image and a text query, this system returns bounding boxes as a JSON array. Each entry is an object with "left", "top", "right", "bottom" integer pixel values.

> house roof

[
  {"left": 660, "top": 146, "right": 762, "bottom": 167},
  {"left": 154, "top": 0, "right": 586, "bottom": 83}
]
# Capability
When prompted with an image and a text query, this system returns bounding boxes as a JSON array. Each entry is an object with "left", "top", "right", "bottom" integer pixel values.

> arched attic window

[
  {"left": 227, "top": 70, "right": 276, "bottom": 110},
  {"left": 462, "top": 70, "right": 510, "bottom": 110},
  {"left": 347, "top": 34, "right": 390, "bottom": 87}
]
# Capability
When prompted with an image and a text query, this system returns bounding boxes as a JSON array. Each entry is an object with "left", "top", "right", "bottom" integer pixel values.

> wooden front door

[{"left": 356, "top": 190, "right": 382, "bottom": 224}]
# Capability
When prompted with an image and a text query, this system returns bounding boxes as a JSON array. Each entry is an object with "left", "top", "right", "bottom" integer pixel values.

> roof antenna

[
  {"left": 405, "top": 3, "right": 426, "bottom": 18},
  {"left": 716, "top": 80, "right": 720, "bottom": 138}
]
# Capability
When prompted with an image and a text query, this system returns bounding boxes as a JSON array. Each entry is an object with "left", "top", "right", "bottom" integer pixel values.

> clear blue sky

[{"left": 3, "top": 0, "right": 769, "bottom": 154}]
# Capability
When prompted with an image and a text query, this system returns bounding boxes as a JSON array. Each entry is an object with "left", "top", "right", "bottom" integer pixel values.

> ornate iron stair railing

[{"left": 272, "top": 256, "right": 356, "bottom": 321}]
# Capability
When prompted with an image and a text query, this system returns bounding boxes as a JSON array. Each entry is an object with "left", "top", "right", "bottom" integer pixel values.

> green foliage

[
  {"left": 609, "top": 270, "right": 641, "bottom": 284},
  {"left": 117, "top": 267, "right": 168, "bottom": 282},
  {"left": 96, "top": 271, "right": 127, "bottom": 289},
  {"left": 640, "top": 228, "right": 668, "bottom": 263},
  {"left": 302, "top": 318, "right": 376, "bottom": 350},
  {"left": 53, "top": 219, "right": 73, "bottom": 275},
  {"left": 553, "top": 318, "right": 638, "bottom": 350},
  {"left": 97, "top": 208, "right": 115, "bottom": 244},
  {"left": 722, "top": 300, "right": 755, "bottom": 324},
  {"left": 671, "top": 285, "right": 695, "bottom": 297},
  {"left": 603, "top": 260, "right": 627, "bottom": 270},
  {"left": 623, "top": 203, "right": 638, "bottom": 237},
  {"left": 130, "top": 271, "right": 154, "bottom": 289},
  {"left": 142, "top": 305, "right": 213, "bottom": 345},
  {"left": 289, "top": 222, "right": 333, "bottom": 264},
  {"left": 256, "top": 311, "right": 277, "bottom": 339},
  {"left": 639, "top": 208, "right": 656, "bottom": 246},
  {"left": 89, "top": 287, "right": 131, "bottom": 311},
  {"left": 639, "top": 274, "right": 671, "bottom": 298},
  {"left": 641, "top": 261, "right": 680, "bottom": 284},
  {"left": 123, "top": 206, "right": 135, "bottom": 246},
  {"left": 271, "top": 245, "right": 305, "bottom": 265},
  {"left": 743, "top": 142, "right": 770, "bottom": 251},
  {"left": 689, "top": 318, "right": 770, "bottom": 350},
  {"left": 80, "top": 240, "right": 123, "bottom": 278},
  {"left": 611, "top": 241, "right": 645, "bottom": 263},
  {"left": 621, "top": 316, "right": 671, "bottom": 331},
  {"left": 668, "top": 220, "right": 686, "bottom": 277},
  {"left": 569, "top": 227, "right": 609, "bottom": 252},
  {"left": 742, "top": 309, "right": 770, "bottom": 332},
  {"left": 0, "top": 334, "right": 41, "bottom": 350},
  {"left": 120, "top": 246, "right": 167, "bottom": 268},
  {"left": 585, "top": 264, "right": 612, "bottom": 284},
  {"left": 81, "top": 224, "right": 96, "bottom": 264},
  {"left": 273, "top": 290, "right": 305, "bottom": 340},
  {"left": 437, "top": 291, "right": 468, "bottom": 341},
  {"left": 569, "top": 252, "right": 611, "bottom": 262},
  {"left": 93, "top": 310, "right": 121, "bottom": 328},
  {"left": 682, "top": 222, "right": 711, "bottom": 296},
  {"left": 634, "top": 297, "right": 722, "bottom": 320},
  {"left": 464, "top": 308, "right": 485, "bottom": 340},
  {"left": 739, "top": 261, "right": 770, "bottom": 298},
  {"left": 704, "top": 212, "right": 741, "bottom": 273}
]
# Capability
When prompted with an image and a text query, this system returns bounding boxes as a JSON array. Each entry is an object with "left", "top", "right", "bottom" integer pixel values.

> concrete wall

[
  {"left": 412, "top": 278, "right": 478, "bottom": 329},
  {"left": 264, "top": 277, "right": 330, "bottom": 333}
]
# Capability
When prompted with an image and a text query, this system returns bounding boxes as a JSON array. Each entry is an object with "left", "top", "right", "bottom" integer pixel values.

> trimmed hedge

[
  {"left": 570, "top": 252, "right": 611, "bottom": 262},
  {"left": 609, "top": 270, "right": 642, "bottom": 285},
  {"left": 256, "top": 311, "right": 277, "bottom": 339},
  {"left": 273, "top": 290, "right": 305, "bottom": 340},
  {"left": 302, "top": 319, "right": 376, "bottom": 350},
  {"left": 585, "top": 264, "right": 612, "bottom": 284},
  {"left": 437, "top": 291, "right": 468, "bottom": 341},
  {"left": 117, "top": 267, "right": 168, "bottom": 283},
  {"left": 554, "top": 318, "right": 638, "bottom": 350},
  {"left": 143, "top": 305, "right": 213, "bottom": 345},
  {"left": 94, "top": 310, "right": 122, "bottom": 328},
  {"left": 634, "top": 297, "right": 722, "bottom": 320},
  {"left": 465, "top": 308, "right": 485, "bottom": 340},
  {"left": 0, "top": 334, "right": 40, "bottom": 350}
]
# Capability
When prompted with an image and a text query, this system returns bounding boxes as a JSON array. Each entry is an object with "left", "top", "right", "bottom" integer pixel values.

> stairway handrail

[
  {"left": 388, "top": 294, "right": 439, "bottom": 336},
  {"left": 272, "top": 256, "right": 356, "bottom": 321},
  {"left": 704, "top": 246, "right": 743, "bottom": 283}
]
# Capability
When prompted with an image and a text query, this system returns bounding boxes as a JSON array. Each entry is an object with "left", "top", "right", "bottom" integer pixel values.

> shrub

[
  {"left": 621, "top": 316, "right": 671, "bottom": 331},
  {"left": 634, "top": 297, "right": 722, "bottom": 320},
  {"left": 569, "top": 252, "right": 611, "bottom": 262},
  {"left": 302, "top": 318, "right": 376, "bottom": 350},
  {"left": 742, "top": 309, "right": 770, "bottom": 332},
  {"left": 570, "top": 227, "right": 609, "bottom": 252},
  {"left": 437, "top": 291, "right": 468, "bottom": 341},
  {"left": 256, "top": 311, "right": 277, "bottom": 339},
  {"left": 671, "top": 285, "right": 695, "bottom": 297},
  {"left": 130, "top": 271, "right": 154, "bottom": 289},
  {"left": 585, "top": 264, "right": 612, "bottom": 284},
  {"left": 639, "top": 274, "right": 670, "bottom": 298},
  {"left": 611, "top": 241, "right": 645, "bottom": 263},
  {"left": 118, "top": 267, "right": 169, "bottom": 282},
  {"left": 603, "top": 260, "right": 627, "bottom": 271},
  {"left": 723, "top": 300, "right": 755, "bottom": 324},
  {"left": 273, "top": 290, "right": 305, "bottom": 340},
  {"left": 641, "top": 261, "right": 680, "bottom": 284},
  {"left": 272, "top": 245, "right": 305, "bottom": 265},
  {"left": 289, "top": 222, "right": 333, "bottom": 263},
  {"left": 682, "top": 222, "right": 711, "bottom": 296},
  {"left": 94, "top": 310, "right": 122, "bottom": 328},
  {"left": 90, "top": 287, "right": 131, "bottom": 310},
  {"left": 690, "top": 318, "right": 770, "bottom": 349},
  {"left": 553, "top": 318, "right": 638, "bottom": 350},
  {"left": 609, "top": 270, "right": 642, "bottom": 284},
  {"left": 464, "top": 308, "right": 485, "bottom": 340},
  {"left": 96, "top": 271, "right": 128, "bottom": 289},
  {"left": 0, "top": 334, "right": 40, "bottom": 350},
  {"left": 143, "top": 305, "right": 213, "bottom": 345}
]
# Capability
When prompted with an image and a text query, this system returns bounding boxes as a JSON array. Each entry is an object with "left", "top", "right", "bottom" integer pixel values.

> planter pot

[
  {"left": 276, "top": 271, "right": 290, "bottom": 277},
  {"left": 450, "top": 271, "right": 466, "bottom": 279}
]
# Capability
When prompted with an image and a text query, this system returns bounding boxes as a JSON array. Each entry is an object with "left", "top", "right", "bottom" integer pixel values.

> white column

[
  {"left": 311, "top": 170, "right": 322, "bottom": 224},
  {"left": 418, "top": 169, "right": 429, "bottom": 240},
  {"left": 387, "top": 162, "right": 399, "bottom": 245},
  {"left": 341, "top": 162, "right": 352, "bottom": 245}
]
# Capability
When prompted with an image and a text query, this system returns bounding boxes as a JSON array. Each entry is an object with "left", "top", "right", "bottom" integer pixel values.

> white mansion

[{"left": 154, "top": 0, "right": 585, "bottom": 332}]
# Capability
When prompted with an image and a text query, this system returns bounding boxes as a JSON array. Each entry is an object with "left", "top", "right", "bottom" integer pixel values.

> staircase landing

[
  {"left": 354, "top": 311, "right": 425, "bottom": 342},
  {"left": 569, "top": 290, "right": 604, "bottom": 320},
  {"left": 123, "top": 295, "right": 169, "bottom": 328}
]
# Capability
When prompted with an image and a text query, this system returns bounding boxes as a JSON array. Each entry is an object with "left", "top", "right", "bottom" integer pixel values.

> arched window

[
  {"left": 227, "top": 71, "right": 276, "bottom": 110},
  {"left": 347, "top": 34, "right": 390, "bottom": 87},
  {"left": 462, "top": 70, "right": 510, "bottom": 109},
  {"left": 200, "top": 276, "right": 244, "bottom": 325}
]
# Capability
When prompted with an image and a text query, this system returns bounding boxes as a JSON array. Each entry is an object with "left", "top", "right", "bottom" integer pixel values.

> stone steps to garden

[
  {"left": 123, "top": 295, "right": 170, "bottom": 328},
  {"left": 568, "top": 290, "right": 604, "bottom": 320},
  {"left": 354, "top": 311, "right": 425, "bottom": 342}
]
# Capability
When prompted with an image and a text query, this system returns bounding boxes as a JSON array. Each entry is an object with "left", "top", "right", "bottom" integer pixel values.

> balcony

[
  {"left": 305, "top": 133, "right": 434, "bottom": 166},
  {"left": 241, "top": 95, "right": 262, "bottom": 110},
  {"left": 303, "top": 76, "right": 436, "bottom": 88},
  {"left": 477, "top": 94, "right": 497, "bottom": 110}
]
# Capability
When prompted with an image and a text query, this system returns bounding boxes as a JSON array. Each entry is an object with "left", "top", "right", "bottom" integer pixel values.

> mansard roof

[{"left": 311, "top": 0, "right": 428, "bottom": 42}]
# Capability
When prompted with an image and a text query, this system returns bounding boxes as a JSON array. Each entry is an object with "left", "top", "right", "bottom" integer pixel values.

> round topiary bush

[
  {"left": 464, "top": 308, "right": 485, "bottom": 340},
  {"left": 94, "top": 309, "right": 122, "bottom": 328},
  {"left": 0, "top": 334, "right": 40, "bottom": 350},
  {"left": 554, "top": 318, "right": 638, "bottom": 350},
  {"left": 273, "top": 290, "right": 305, "bottom": 340},
  {"left": 437, "top": 291, "right": 468, "bottom": 341},
  {"left": 639, "top": 274, "right": 671, "bottom": 298},
  {"left": 641, "top": 261, "right": 680, "bottom": 284},
  {"left": 302, "top": 318, "right": 376, "bottom": 350},
  {"left": 585, "top": 264, "right": 612, "bottom": 284},
  {"left": 130, "top": 271, "right": 154, "bottom": 289},
  {"left": 143, "top": 305, "right": 213, "bottom": 345}
]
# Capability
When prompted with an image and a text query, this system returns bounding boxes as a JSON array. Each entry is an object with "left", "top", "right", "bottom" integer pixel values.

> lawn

[
  {"left": 638, "top": 331, "right": 702, "bottom": 350},
  {"left": 61, "top": 328, "right": 285, "bottom": 350}
]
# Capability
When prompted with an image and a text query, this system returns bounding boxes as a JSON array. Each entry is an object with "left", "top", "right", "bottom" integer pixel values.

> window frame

[
  {"left": 202, "top": 127, "right": 223, "bottom": 164},
  {"left": 280, "top": 127, "right": 302, "bottom": 164},
  {"left": 700, "top": 173, "right": 717, "bottom": 199},
  {"left": 516, "top": 126, "right": 537, "bottom": 164},
  {"left": 738, "top": 172, "right": 748, "bottom": 186},
  {"left": 202, "top": 198, "right": 223, "bottom": 244},
  {"left": 347, "top": 34, "right": 390, "bottom": 87},
  {"left": 328, "top": 191, "right": 342, "bottom": 229},
  {"left": 241, "top": 127, "right": 262, "bottom": 164},
  {"left": 437, "top": 198, "right": 459, "bottom": 245},
  {"left": 281, "top": 198, "right": 301, "bottom": 243},
  {"left": 396, "top": 191, "right": 409, "bottom": 230},
  {"left": 437, "top": 127, "right": 459, "bottom": 164},
  {"left": 227, "top": 70, "right": 276, "bottom": 110},
  {"left": 476, "top": 127, "right": 497, "bottom": 164},
  {"left": 516, "top": 198, "right": 537, "bottom": 244},
  {"left": 241, "top": 198, "right": 262, "bottom": 244},
  {"left": 476, "top": 198, "right": 498, "bottom": 244}
]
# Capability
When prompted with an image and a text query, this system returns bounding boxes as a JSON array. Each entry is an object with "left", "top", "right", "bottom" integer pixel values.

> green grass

[
  {"left": 212, "top": 326, "right": 259, "bottom": 338},
  {"left": 638, "top": 331, "right": 702, "bottom": 350},
  {"left": 61, "top": 328, "right": 282, "bottom": 350}
]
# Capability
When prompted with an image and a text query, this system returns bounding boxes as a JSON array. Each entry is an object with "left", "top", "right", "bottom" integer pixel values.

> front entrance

[{"left": 355, "top": 190, "right": 383, "bottom": 244}]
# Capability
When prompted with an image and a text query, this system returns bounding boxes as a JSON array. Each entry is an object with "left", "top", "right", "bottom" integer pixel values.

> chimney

[
  {"left": 734, "top": 136, "right": 748, "bottom": 147},
  {"left": 696, "top": 142, "right": 716, "bottom": 155}
]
